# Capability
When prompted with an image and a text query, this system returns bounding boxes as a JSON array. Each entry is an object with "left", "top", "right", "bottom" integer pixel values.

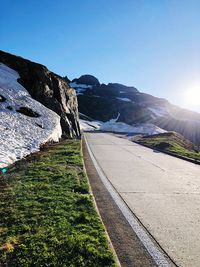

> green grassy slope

[
  {"left": 0, "top": 140, "right": 116, "bottom": 267},
  {"left": 137, "top": 132, "right": 200, "bottom": 161}
]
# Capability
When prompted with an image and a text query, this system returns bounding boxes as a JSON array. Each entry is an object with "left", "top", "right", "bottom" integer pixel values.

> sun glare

[{"left": 183, "top": 87, "right": 200, "bottom": 106}]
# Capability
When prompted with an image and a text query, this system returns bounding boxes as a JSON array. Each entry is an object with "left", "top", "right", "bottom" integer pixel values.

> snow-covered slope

[
  {"left": 100, "top": 121, "right": 166, "bottom": 134},
  {"left": 0, "top": 63, "right": 62, "bottom": 168},
  {"left": 80, "top": 120, "right": 102, "bottom": 131},
  {"left": 80, "top": 116, "right": 166, "bottom": 135},
  {"left": 69, "top": 82, "right": 92, "bottom": 95}
]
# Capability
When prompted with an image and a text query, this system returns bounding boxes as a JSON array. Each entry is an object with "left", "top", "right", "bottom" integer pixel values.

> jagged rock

[
  {"left": 0, "top": 50, "right": 80, "bottom": 137},
  {"left": 63, "top": 75, "right": 70, "bottom": 83},
  {"left": 72, "top": 74, "right": 100, "bottom": 86}
]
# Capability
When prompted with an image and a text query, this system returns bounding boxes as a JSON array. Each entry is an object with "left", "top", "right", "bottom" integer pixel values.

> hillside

[
  {"left": 68, "top": 75, "right": 200, "bottom": 145},
  {"left": 0, "top": 140, "right": 116, "bottom": 266},
  {"left": 0, "top": 50, "right": 80, "bottom": 167},
  {"left": 136, "top": 132, "right": 200, "bottom": 161}
]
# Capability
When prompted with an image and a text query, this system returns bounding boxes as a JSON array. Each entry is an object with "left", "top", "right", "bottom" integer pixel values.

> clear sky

[{"left": 1, "top": 0, "right": 200, "bottom": 112}]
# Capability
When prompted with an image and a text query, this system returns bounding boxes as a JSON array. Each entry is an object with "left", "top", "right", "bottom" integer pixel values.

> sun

[{"left": 183, "top": 87, "right": 200, "bottom": 106}]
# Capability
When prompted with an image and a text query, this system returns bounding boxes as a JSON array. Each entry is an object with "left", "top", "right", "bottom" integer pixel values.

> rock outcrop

[
  {"left": 0, "top": 50, "right": 80, "bottom": 137},
  {"left": 72, "top": 75, "right": 100, "bottom": 86},
  {"left": 0, "top": 63, "right": 62, "bottom": 167}
]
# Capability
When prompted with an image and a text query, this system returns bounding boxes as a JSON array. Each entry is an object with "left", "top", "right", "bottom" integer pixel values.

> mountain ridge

[{"left": 68, "top": 74, "right": 200, "bottom": 145}]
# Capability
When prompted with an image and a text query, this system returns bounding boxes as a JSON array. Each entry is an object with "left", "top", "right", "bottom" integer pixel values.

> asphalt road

[{"left": 84, "top": 132, "right": 200, "bottom": 267}]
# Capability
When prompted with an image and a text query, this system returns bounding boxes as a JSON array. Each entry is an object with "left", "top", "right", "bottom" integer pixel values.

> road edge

[
  {"left": 80, "top": 137, "right": 121, "bottom": 267},
  {"left": 84, "top": 133, "right": 177, "bottom": 267},
  {"left": 134, "top": 141, "right": 200, "bottom": 165}
]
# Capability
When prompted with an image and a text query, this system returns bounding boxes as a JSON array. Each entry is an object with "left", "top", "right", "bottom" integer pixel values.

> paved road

[{"left": 85, "top": 132, "right": 200, "bottom": 267}]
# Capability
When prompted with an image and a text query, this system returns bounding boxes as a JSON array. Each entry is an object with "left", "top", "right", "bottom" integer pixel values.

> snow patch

[
  {"left": 100, "top": 121, "right": 166, "bottom": 134},
  {"left": 80, "top": 120, "right": 102, "bottom": 131},
  {"left": 116, "top": 97, "right": 132, "bottom": 102},
  {"left": 80, "top": 114, "right": 166, "bottom": 135},
  {"left": 0, "top": 63, "right": 62, "bottom": 168},
  {"left": 70, "top": 82, "right": 93, "bottom": 89},
  {"left": 70, "top": 82, "right": 93, "bottom": 95}
]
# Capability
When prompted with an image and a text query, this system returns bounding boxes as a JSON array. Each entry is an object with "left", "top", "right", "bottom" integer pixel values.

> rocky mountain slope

[
  {"left": 0, "top": 50, "right": 80, "bottom": 167},
  {"left": 0, "top": 50, "right": 80, "bottom": 138},
  {"left": 68, "top": 75, "right": 200, "bottom": 145},
  {"left": 0, "top": 63, "right": 62, "bottom": 167}
]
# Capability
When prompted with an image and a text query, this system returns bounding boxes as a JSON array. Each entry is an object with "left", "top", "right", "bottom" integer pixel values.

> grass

[
  {"left": 138, "top": 132, "right": 200, "bottom": 161},
  {"left": 0, "top": 140, "right": 116, "bottom": 267}
]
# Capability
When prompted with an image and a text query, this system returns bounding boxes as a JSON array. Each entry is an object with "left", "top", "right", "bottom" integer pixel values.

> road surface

[{"left": 84, "top": 132, "right": 200, "bottom": 267}]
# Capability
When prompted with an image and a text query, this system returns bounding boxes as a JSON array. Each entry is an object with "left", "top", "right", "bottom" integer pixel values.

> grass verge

[
  {"left": 0, "top": 140, "right": 116, "bottom": 267},
  {"left": 137, "top": 132, "right": 200, "bottom": 161}
]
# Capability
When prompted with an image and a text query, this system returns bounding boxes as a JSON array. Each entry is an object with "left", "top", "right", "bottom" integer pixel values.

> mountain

[
  {"left": 0, "top": 51, "right": 80, "bottom": 167},
  {"left": 68, "top": 75, "right": 200, "bottom": 145}
]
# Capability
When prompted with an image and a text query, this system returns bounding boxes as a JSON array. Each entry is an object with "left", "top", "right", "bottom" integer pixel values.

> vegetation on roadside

[
  {"left": 137, "top": 132, "right": 200, "bottom": 161},
  {"left": 0, "top": 140, "right": 116, "bottom": 267}
]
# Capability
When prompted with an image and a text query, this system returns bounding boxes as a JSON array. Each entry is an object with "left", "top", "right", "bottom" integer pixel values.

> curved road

[{"left": 85, "top": 132, "right": 200, "bottom": 267}]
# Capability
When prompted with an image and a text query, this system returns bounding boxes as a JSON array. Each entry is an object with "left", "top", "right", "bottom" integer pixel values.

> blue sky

[{"left": 1, "top": 0, "right": 200, "bottom": 112}]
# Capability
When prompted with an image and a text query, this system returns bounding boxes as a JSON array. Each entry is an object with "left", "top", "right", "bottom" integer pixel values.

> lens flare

[{"left": 183, "top": 87, "right": 200, "bottom": 106}]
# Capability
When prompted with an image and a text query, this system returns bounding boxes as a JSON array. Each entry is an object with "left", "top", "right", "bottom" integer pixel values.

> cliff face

[{"left": 0, "top": 50, "right": 80, "bottom": 137}]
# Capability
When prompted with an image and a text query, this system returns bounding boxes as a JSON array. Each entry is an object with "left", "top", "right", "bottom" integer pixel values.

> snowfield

[
  {"left": 70, "top": 82, "right": 92, "bottom": 95},
  {"left": 80, "top": 114, "right": 166, "bottom": 135},
  {"left": 0, "top": 63, "right": 62, "bottom": 168},
  {"left": 80, "top": 120, "right": 102, "bottom": 131},
  {"left": 100, "top": 121, "right": 166, "bottom": 135}
]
